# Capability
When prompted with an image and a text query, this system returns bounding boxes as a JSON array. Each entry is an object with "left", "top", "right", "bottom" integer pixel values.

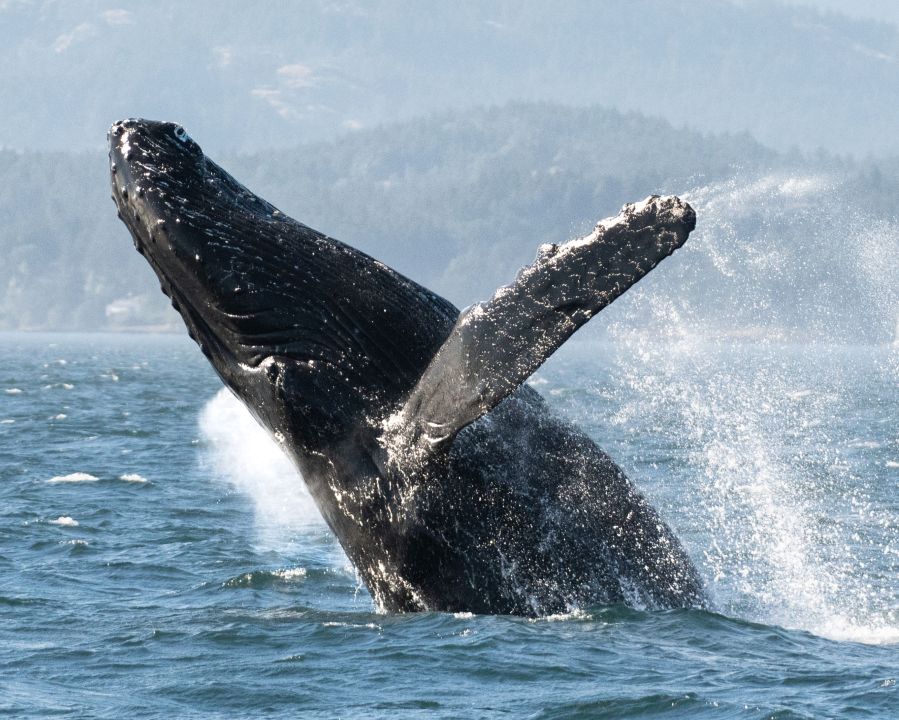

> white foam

[
  {"left": 49, "top": 516, "right": 79, "bottom": 527},
  {"left": 528, "top": 608, "right": 591, "bottom": 623},
  {"left": 199, "top": 388, "right": 324, "bottom": 532},
  {"left": 119, "top": 473, "right": 148, "bottom": 483},
  {"left": 52, "top": 414, "right": 67, "bottom": 421},
  {"left": 274, "top": 567, "right": 307, "bottom": 581},
  {"left": 0, "top": 419, "right": 14, "bottom": 425},
  {"left": 812, "top": 619, "right": 899, "bottom": 646},
  {"left": 47, "top": 472, "right": 99, "bottom": 483},
  {"left": 5, "top": 388, "right": 22, "bottom": 395},
  {"left": 321, "top": 621, "right": 380, "bottom": 630},
  {"left": 886, "top": 461, "right": 899, "bottom": 469}
]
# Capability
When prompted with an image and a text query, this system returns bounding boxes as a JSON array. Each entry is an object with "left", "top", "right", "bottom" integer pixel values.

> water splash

[
  {"left": 198, "top": 388, "right": 324, "bottom": 534},
  {"left": 193, "top": 172, "right": 897, "bottom": 642},
  {"left": 599, "top": 171, "right": 899, "bottom": 345},
  {"left": 606, "top": 340, "right": 897, "bottom": 644},
  {"left": 601, "top": 173, "right": 899, "bottom": 644}
]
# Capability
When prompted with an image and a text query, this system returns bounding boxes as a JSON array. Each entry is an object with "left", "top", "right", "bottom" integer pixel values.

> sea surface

[{"left": 1, "top": 332, "right": 897, "bottom": 718}]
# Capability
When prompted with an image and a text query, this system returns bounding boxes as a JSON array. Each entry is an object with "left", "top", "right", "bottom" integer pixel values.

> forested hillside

[{"left": 2, "top": 103, "right": 897, "bottom": 341}]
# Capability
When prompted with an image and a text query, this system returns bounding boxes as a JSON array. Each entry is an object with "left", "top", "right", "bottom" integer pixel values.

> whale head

[
  {"left": 108, "top": 119, "right": 283, "bottom": 368},
  {"left": 109, "top": 118, "right": 456, "bottom": 457}
]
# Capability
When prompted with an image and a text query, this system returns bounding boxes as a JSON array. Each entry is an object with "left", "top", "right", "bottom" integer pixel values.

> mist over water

[{"left": 600, "top": 340, "right": 898, "bottom": 645}]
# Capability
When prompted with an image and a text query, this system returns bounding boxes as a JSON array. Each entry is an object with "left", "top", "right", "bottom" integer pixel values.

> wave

[
  {"left": 119, "top": 473, "right": 148, "bottom": 483},
  {"left": 222, "top": 567, "right": 308, "bottom": 589}
]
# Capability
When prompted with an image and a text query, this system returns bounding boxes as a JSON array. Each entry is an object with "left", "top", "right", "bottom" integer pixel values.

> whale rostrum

[{"left": 109, "top": 118, "right": 704, "bottom": 615}]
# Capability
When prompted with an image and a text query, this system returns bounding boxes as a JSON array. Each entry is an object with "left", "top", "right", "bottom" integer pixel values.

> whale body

[{"left": 109, "top": 118, "right": 704, "bottom": 615}]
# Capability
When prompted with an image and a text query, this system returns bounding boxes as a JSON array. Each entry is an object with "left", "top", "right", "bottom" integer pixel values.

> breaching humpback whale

[{"left": 109, "top": 118, "right": 704, "bottom": 615}]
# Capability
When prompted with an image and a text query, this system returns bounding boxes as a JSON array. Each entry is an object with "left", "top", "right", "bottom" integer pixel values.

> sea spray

[
  {"left": 193, "top": 172, "right": 899, "bottom": 641},
  {"left": 597, "top": 173, "right": 899, "bottom": 643},
  {"left": 595, "top": 172, "right": 899, "bottom": 345},
  {"left": 198, "top": 388, "right": 324, "bottom": 532}
]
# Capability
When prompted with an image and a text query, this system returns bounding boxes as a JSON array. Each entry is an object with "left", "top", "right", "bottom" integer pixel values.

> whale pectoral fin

[{"left": 393, "top": 195, "right": 696, "bottom": 451}]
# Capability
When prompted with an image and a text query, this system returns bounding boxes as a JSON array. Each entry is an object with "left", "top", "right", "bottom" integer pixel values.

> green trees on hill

[{"left": 0, "top": 104, "right": 895, "bottom": 341}]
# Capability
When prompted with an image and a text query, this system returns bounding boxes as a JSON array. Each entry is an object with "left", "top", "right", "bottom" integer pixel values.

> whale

[{"left": 109, "top": 118, "right": 704, "bottom": 615}]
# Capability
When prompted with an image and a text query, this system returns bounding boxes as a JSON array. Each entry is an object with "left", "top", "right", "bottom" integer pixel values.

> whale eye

[{"left": 173, "top": 126, "right": 191, "bottom": 144}]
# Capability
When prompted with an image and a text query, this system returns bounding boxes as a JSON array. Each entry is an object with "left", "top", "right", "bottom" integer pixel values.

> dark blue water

[{"left": 1, "top": 332, "right": 897, "bottom": 718}]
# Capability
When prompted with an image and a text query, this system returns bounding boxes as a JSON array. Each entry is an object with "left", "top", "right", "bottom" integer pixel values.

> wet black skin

[{"left": 109, "top": 118, "right": 705, "bottom": 615}]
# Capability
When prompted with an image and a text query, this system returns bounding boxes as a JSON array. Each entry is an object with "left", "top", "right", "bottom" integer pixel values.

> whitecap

[
  {"left": 530, "top": 608, "right": 591, "bottom": 623},
  {"left": 274, "top": 567, "right": 307, "bottom": 580},
  {"left": 52, "top": 414, "right": 67, "bottom": 420},
  {"left": 47, "top": 472, "right": 99, "bottom": 483},
  {"left": 0, "top": 419, "right": 14, "bottom": 425},
  {"left": 5, "top": 388, "right": 22, "bottom": 395},
  {"left": 60, "top": 539, "right": 87, "bottom": 546},
  {"left": 453, "top": 611, "right": 475, "bottom": 619},
  {"left": 810, "top": 619, "right": 899, "bottom": 646},
  {"left": 49, "top": 516, "right": 79, "bottom": 527},
  {"left": 119, "top": 473, "right": 148, "bottom": 483},
  {"left": 886, "top": 461, "right": 899, "bottom": 469}
]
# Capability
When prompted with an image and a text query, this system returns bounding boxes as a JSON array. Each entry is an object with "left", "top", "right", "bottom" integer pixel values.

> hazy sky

[
  {"left": 1, "top": 0, "right": 898, "bottom": 156},
  {"left": 787, "top": 0, "right": 899, "bottom": 25}
]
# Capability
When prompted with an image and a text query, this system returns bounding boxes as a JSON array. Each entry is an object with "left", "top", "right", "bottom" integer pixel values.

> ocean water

[{"left": 0, "top": 331, "right": 896, "bottom": 718}]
